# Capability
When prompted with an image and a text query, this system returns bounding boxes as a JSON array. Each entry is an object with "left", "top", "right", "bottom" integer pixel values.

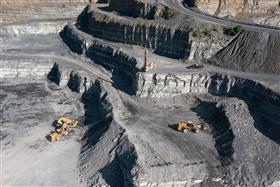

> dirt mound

[{"left": 208, "top": 31, "right": 280, "bottom": 74}]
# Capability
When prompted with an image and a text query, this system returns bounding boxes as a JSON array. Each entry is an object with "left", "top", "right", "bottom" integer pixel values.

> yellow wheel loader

[
  {"left": 177, "top": 121, "right": 203, "bottom": 133},
  {"left": 48, "top": 117, "right": 79, "bottom": 142}
]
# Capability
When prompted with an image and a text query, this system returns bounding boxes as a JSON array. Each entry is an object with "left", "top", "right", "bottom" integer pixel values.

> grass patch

[
  {"left": 223, "top": 25, "right": 244, "bottom": 36},
  {"left": 192, "top": 27, "right": 217, "bottom": 38}
]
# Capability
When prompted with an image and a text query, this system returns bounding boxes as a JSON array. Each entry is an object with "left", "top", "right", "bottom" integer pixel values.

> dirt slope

[{"left": 208, "top": 31, "right": 280, "bottom": 74}]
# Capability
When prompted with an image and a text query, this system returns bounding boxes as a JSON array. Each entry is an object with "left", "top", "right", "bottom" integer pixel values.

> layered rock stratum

[{"left": 0, "top": 0, "right": 88, "bottom": 24}]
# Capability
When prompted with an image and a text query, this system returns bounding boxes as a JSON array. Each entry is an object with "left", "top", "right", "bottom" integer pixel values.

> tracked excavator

[
  {"left": 48, "top": 117, "right": 79, "bottom": 142},
  {"left": 177, "top": 121, "right": 203, "bottom": 133}
]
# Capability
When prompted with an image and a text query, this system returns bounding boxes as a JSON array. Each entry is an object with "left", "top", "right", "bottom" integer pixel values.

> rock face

[
  {"left": 191, "top": 0, "right": 280, "bottom": 17},
  {"left": 254, "top": 15, "right": 280, "bottom": 27},
  {"left": 74, "top": 3, "right": 231, "bottom": 62},
  {"left": 208, "top": 31, "right": 280, "bottom": 74},
  {"left": 108, "top": 0, "right": 175, "bottom": 19},
  {"left": 84, "top": 10, "right": 192, "bottom": 59},
  {"left": 188, "top": 26, "right": 230, "bottom": 60},
  {"left": 67, "top": 71, "right": 82, "bottom": 92},
  {"left": 47, "top": 63, "right": 62, "bottom": 85},
  {"left": 187, "top": 0, "right": 280, "bottom": 27},
  {"left": 136, "top": 71, "right": 280, "bottom": 98},
  {"left": 60, "top": 23, "right": 142, "bottom": 92}
]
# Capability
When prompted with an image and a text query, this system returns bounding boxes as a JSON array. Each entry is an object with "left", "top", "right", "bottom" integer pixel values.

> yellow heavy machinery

[
  {"left": 48, "top": 117, "right": 79, "bottom": 142},
  {"left": 177, "top": 121, "right": 203, "bottom": 133}
]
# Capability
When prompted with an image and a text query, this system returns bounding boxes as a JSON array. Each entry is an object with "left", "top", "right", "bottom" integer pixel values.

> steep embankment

[
  {"left": 84, "top": 9, "right": 192, "bottom": 59},
  {"left": 108, "top": 0, "right": 175, "bottom": 19},
  {"left": 208, "top": 31, "right": 280, "bottom": 74}
]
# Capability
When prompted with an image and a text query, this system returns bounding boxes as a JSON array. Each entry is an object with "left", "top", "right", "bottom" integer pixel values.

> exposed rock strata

[
  {"left": 85, "top": 10, "right": 192, "bottom": 59},
  {"left": 191, "top": 0, "right": 280, "bottom": 17},
  {"left": 0, "top": 21, "right": 67, "bottom": 43},
  {"left": 77, "top": 5, "right": 230, "bottom": 61},
  {"left": 108, "top": 0, "right": 175, "bottom": 19},
  {"left": 0, "top": 0, "right": 88, "bottom": 24},
  {"left": 0, "top": 59, "right": 53, "bottom": 80},
  {"left": 186, "top": 0, "right": 280, "bottom": 27},
  {"left": 136, "top": 71, "right": 280, "bottom": 101},
  {"left": 60, "top": 24, "right": 142, "bottom": 92}
]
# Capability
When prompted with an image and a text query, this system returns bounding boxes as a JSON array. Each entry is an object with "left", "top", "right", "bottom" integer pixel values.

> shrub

[
  {"left": 223, "top": 25, "right": 244, "bottom": 36},
  {"left": 192, "top": 27, "right": 217, "bottom": 38}
]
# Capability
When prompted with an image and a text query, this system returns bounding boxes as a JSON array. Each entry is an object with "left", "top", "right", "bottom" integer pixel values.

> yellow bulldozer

[
  {"left": 48, "top": 117, "right": 79, "bottom": 142},
  {"left": 177, "top": 121, "right": 203, "bottom": 133}
]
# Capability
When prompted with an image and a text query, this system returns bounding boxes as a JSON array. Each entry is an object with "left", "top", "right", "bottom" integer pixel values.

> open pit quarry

[{"left": 1, "top": 0, "right": 280, "bottom": 187}]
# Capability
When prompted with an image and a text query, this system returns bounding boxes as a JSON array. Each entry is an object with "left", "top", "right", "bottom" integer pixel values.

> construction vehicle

[
  {"left": 177, "top": 121, "right": 203, "bottom": 133},
  {"left": 48, "top": 117, "right": 79, "bottom": 142}
]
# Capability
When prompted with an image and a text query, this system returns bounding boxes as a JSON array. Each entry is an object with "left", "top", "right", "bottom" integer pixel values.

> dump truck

[
  {"left": 177, "top": 121, "right": 203, "bottom": 133},
  {"left": 48, "top": 117, "right": 79, "bottom": 142}
]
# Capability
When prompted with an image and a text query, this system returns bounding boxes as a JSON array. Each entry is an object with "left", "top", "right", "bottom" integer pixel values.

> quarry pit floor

[
  {"left": 1, "top": 23, "right": 280, "bottom": 187},
  {"left": 1, "top": 81, "right": 85, "bottom": 186}
]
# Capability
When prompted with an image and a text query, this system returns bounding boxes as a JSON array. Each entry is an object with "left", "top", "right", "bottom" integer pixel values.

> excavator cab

[{"left": 56, "top": 117, "right": 72, "bottom": 126}]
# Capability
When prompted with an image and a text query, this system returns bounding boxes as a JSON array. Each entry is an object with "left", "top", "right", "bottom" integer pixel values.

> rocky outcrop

[
  {"left": 60, "top": 23, "right": 142, "bottom": 89},
  {"left": 191, "top": 0, "right": 280, "bottom": 17},
  {"left": 76, "top": 4, "right": 230, "bottom": 61},
  {"left": 254, "top": 15, "right": 280, "bottom": 27},
  {"left": 67, "top": 71, "right": 82, "bottom": 92},
  {"left": 208, "top": 31, "right": 280, "bottom": 74},
  {"left": 107, "top": 0, "right": 175, "bottom": 19},
  {"left": 136, "top": 71, "right": 280, "bottom": 101},
  {"left": 187, "top": 0, "right": 280, "bottom": 26},
  {"left": 188, "top": 26, "right": 230, "bottom": 60},
  {"left": 47, "top": 63, "right": 62, "bottom": 85},
  {"left": 84, "top": 9, "right": 192, "bottom": 59}
]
